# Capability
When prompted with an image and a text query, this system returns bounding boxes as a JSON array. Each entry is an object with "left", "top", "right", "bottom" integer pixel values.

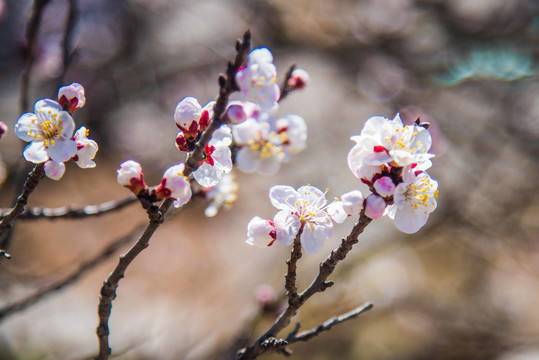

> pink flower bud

[
  {"left": 373, "top": 176, "right": 396, "bottom": 198},
  {"left": 0, "top": 121, "right": 7, "bottom": 139},
  {"left": 225, "top": 104, "right": 248, "bottom": 124},
  {"left": 288, "top": 68, "right": 310, "bottom": 89},
  {"left": 246, "top": 216, "right": 277, "bottom": 247},
  {"left": 117, "top": 160, "right": 146, "bottom": 194},
  {"left": 44, "top": 160, "right": 65, "bottom": 180},
  {"left": 154, "top": 163, "right": 192, "bottom": 208},
  {"left": 365, "top": 194, "right": 386, "bottom": 219},
  {"left": 58, "top": 83, "right": 86, "bottom": 113}
]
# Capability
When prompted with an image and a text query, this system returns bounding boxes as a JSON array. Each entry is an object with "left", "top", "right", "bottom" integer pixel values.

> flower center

[{"left": 405, "top": 176, "right": 438, "bottom": 213}]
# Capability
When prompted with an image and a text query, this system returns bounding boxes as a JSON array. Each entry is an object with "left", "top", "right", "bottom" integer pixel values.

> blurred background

[{"left": 0, "top": 0, "right": 538, "bottom": 359}]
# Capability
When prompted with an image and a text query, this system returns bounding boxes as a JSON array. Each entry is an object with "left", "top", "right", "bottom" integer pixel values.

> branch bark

[
  {"left": 0, "top": 223, "right": 146, "bottom": 322},
  {"left": 0, "top": 196, "right": 136, "bottom": 220},
  {"left": 0, "top": 164, "right": 45, "bottom": 259},
  {"left": 237, "top": 213, "right": 373, "bottom": 359},
  {"left": 94, "top": 30, "right": 252, "bottom": 360}
]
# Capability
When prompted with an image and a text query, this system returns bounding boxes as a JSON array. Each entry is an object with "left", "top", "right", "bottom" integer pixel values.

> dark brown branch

[
  {"left": 57, "top": 0, "right": 78, "bottom": 86},
  {"left": 277, "top": 64, "right": 297, "bottom": 103},
  {"left": 237, "top": 213, "right": 373, "bottom": 360},
  {"left": 285, "top": 303, "right": 373, "bottom": 344},
  {"left": 94, "top": 30, "right": 252, "bottom": 360},
  {"left": 0, "top": 164, "right": 45, "bottom": 259},
  {"left": 20, "top": 0, "right": 52, "bottom": 114},
  {"left": 285, "top": 231, "right": 302, "bottom": 307},
  {"left": 0, "top": 195, "right": 136, "bottom": 220},
  {"left": 0, "top": 223, "right": 146, "bottom": 322}
]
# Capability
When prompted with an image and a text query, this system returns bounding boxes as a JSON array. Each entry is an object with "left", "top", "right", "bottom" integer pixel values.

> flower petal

[
  {"left": 23, "top": 141, "right": 48, "bottom": 163},
  {"left": 47, "top": 138, "right": 77, "bottom": 162},
  {"left": 269, "top": 185, "right": 299, "bottom": 211},
  {"left": 273, "top": 210, "right": 300, "bottom": 245},
  {"left": 14, "top": 113, "right": 39, "bottom": 141},
  {"left": 44, "top": 160, "right": 65, "bottom": 180},
  {"left": 301, "top": 222, "right": 332, "bottom": 255}
]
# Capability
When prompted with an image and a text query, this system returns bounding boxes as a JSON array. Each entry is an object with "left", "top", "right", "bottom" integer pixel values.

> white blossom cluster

[
  {"left": 117, "top": 47, "right": 310, "bottom": 215},
  {"left": 14, "top": 83, "right": 98, "bottom": 180},
  {"left": 246, "top": 114, "right": 439, "bottom": 255}
]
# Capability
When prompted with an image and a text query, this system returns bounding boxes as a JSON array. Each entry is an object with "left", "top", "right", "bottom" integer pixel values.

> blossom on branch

[
  {"left": 269, "top": 185, "right": 334, "bottom": 254},
  {"left": 348, "top": 114, "right": 434, "bottom": 176},
  {"left": 43, "top": 160, "right": 65, "bottom": 180},
  {"left": 14, "top": 99, "right": 77, "bottom": 164},
  {"left": 385, "top": 167, "right": 438, "bottom": 234},
  {"left": 192, "top": 125, "right": 233, "bottom": 187},
  {"left": 174, "top": 97, "right": 213, "bottom": 152},
  {"left": 72, "top": 127, "right": 98, "bottom": 168},
  {"left": 287, "top": 68, "right": 310, "bottom": 90},
  {"left": 246, "top": 216, "right": 277, "bottom": 247},
  {"left": 154, "top": 163, "right": 192, "bottom": 208},
  {"left": 233, "top": 112, "right": 307, "bottom": 176},
  {"left": 117, "top": 160, "right": 146, "bottom": 195},
  {"left": 236, "top": 48, "right": 280, "bottom": 109},
  {"left": 58, "top": 83, "right": 86, "bottom": 114},
  {"left": 327, "top": 190, "right": 364, "bottom": 223}
]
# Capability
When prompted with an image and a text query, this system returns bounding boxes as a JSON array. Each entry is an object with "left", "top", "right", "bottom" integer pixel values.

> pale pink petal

[
  {"left": 23, "top": 141, "right": 48, "bottom": 163},
  {"left": 47, "top": 138, "right": 77, "bottom": 162},
  {"left": 365, "top": 194, "right": 386, "bottom": 219},
  {"left": 44, "top": 160, "right": 65, "bottom": 180},
  {"left": 273, "top": 210, "right": 300, "bottom": 245}
]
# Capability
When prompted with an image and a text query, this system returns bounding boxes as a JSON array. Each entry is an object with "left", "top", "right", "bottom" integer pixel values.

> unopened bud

[{"left": 58, "top": 83, "right": 86, "bottom": 113}]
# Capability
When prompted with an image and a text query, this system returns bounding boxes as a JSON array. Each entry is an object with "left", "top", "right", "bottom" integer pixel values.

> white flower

[
  {"left": 203, "top": 172, "right": 238, "bottom": 217},
  {"left": 327, "top": 190, "right": 365, "bottom": 223},
  {"left": 270, "top": 185, "right": 333, "bottom": 255},
  {"left": 14, "top": 99, "right": 77, "bottom": 164},
  {"left": 235, "top": 48, "right": 280, "bottom": 109},
  {"left": 58, "top": 83, "right": 86, "bottom": 113},
  {"left": 233, "top": 113, "right": 307, "bottom": 176},
  {"left": 275, "top": 114, "right": 307, "bottom": 160},
  {"left": 0, "top": 121, "right": 7, "bottom": 139},
  {"left": 386, "top": 167, "right": 439, "bottom": 234},
  {"left": 155, "top": 163, "right": 192, "bottom": 208},
  {"left": 43, "top": 160, "right": 65, "bottom": 180},
  {"left": 117, "top": 160, "right": 146, "bottom": 194},
  {"left": 348, "top": 114, "right": 434, "bottom": 173},
  {"left": 234, "top": 119, "right": 283, "bottom": 176},
  {"left": 246, "top": 216, "right": 277, "bottom": 247},
  {"left": 193, "top": 125, "right": 233, "bottom": 187},
  {"left": 73, "top": 127, "right": 98, "bottom": 168}
]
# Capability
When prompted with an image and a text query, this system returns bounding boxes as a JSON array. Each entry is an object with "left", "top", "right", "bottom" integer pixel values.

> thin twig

[
  {"left": 0, "top": 223, "right": 146, "bottom": 322},
  {"left": 237, "top": 213, "right": 373, "bottom": 359},
  {"left": 0, "top": 196, "right": 136, "bottom": 220},
  {"left": 285, "top": 231, "right": 302, "bottom": 307},
  {"left": 94, "top": 30, "right": 252, "bottom": 360},
  {"left": 20, "top": 0, "right": 52, "bottom": 114},
  {"left": 0, "top": 164, "right": 45, "bottom": 259},
  {"left": 57, "top": 0, "right": 78, "bottom": 87},
  {"left": 277, "top": 64, "right": 296, "bottom": 103},
  {"left": 285, "top": 303, "right": 373, "bottom": 343}
]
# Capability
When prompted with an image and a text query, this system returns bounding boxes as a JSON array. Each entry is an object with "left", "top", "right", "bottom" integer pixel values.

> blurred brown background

[{"left": 0, "top": 0, "right": 538, "bottom": 359}]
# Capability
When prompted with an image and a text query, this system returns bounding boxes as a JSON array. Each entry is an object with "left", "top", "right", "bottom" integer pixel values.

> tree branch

[
  {"left": 285, "top": 231, "right": 302, "bottom": 307},
  {"left": 94, "top": 30, "right": 252, "bottom": 360},
  {"left": 0, "top": 223, "right": 146, "bottom": 322},
  {"left": 237, "top": 213, "right": 373, "bottom": 359},
  {"left": 20, "top": 0, "right": 52, "bottom": 114},
  {"left": 0, "top": 164, "right": 45, "bottom": 259},
  {"left": 0, "top": 195, "right": 137, "bottom": 220},
  {"left": 285, "top": 303, "right": 373, "bottom": 344},
  {"left": 277, "top": 64, "right": 296, "bottom": 103}
]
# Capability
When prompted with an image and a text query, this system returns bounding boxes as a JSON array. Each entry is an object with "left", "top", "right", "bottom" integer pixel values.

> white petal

[
  {"left": 14, "top": 113, "right": 39, "bottom": 141},
  {"left": 257, "top": 156, "right": 281, "bottom": 176},
  {"left": 301, "top": 222, "right": 332, "bottom": 255},
  {"left": 273, "top": 210, "right": 300, "bottom": 245},
  {"left": 210, "top": 125, "right": 232, "bottom": 147},
  {"left": 327, "top": 201, "right": 347, "bottom": 223},
  {"left": 44, "top": 160, "right": 65, "bottom": 180},
  {"left": 236, "top": 148, "right": 259, "bottom": 173},
  {"left": 394, "top": 206, "right": 429, "bottom": 234},
  {"left": 365, "top": 194, "right": 386, "bottom": 220},
  {"left": 269, "top": 185, "right": 300, "bottom": 211},
  {"left": 193, "top": 162, "right": 221, "bottom": 187},
  {"left": 47, "top": 138, "right": 77, "bottom": 162},
  {"left": 23, "top": 141, "right": 48, "bottom": 163}
]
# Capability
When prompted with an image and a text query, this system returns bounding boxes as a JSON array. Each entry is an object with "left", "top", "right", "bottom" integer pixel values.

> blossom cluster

[
  {"left": 116, "top": 46, "right": 309, "bottom": 216},
  {"left": 246, "top": 114, "right": 439, "bottom": 255},
  {"left": 14, "top": 83, "right": 98, "bottom": 180}
]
